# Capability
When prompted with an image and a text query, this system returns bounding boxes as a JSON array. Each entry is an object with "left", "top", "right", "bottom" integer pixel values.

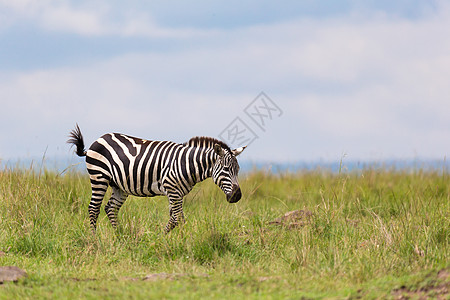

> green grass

[{"left": 0, "top": 167, "right": 448, "bottom": 299}]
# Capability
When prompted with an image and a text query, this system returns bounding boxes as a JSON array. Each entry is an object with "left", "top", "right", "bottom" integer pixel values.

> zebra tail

[{"left": 67, "top": 123, "right": 87, "bottom": 157}]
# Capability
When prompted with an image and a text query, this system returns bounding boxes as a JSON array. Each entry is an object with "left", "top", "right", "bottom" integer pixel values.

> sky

[{"left": 0, "top": 0, "right": 449, "bottom": 165}]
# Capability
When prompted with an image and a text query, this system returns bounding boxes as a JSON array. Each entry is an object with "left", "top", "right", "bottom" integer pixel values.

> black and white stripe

[{"left": 67, "top": 125, "right": 246, "bottom": 233}]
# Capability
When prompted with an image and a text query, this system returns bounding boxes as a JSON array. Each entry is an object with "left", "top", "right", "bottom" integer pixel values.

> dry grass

[{"left": 0, "top": 167, "right": 448, "bottom": 298}]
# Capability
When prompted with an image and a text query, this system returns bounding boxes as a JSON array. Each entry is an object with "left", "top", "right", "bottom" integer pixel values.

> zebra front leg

[
  {"left": 105, "top": 187, "right": 128, "bottom": 229},
  {"left": 165, "top": 196, "right": 185, "bottom": 233}
]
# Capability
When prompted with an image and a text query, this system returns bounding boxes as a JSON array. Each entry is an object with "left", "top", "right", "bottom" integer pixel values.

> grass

[{"left": 0, "top": 166, "right": 448, "bottom": 299}]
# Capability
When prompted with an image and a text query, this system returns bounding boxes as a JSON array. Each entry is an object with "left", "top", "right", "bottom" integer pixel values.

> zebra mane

[{"left": 184, "top": 136, "right": 231, "bottom": 151}]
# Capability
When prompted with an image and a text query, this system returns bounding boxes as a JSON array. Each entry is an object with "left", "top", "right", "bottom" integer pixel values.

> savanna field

[{"left": 0, "top": 166, "right": 448, "bottom": 299}]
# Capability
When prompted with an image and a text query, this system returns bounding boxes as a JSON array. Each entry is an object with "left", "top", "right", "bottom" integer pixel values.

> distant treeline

[{"left": 1, "top": 156, "right": 449, "bottom": 174}]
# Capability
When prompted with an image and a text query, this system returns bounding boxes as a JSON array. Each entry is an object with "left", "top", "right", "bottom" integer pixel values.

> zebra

[{"left": 67, "top": 124, "right": 246, "bottom": 233}]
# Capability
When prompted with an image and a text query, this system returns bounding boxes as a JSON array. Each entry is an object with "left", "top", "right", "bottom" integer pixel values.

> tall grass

[{"left": 0, "top": 166, "right": 448, "bottom": 298}]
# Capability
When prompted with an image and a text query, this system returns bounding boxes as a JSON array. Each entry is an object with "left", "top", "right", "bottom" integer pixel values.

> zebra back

[{"left": 85, "top": 133, "right": 221, "bottom": 197}]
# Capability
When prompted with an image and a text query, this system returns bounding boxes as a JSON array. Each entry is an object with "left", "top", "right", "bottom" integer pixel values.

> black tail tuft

[{"left": 67, "top": 123, "right": 87, "bottom": 157}]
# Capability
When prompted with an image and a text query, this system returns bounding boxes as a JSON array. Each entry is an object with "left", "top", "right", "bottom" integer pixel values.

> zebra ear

[
  {"left": 214, "top": 144, "right": 225, "bottom": 157},
  {"left": 232, "top": 145, "right": 247, "bottom": 157}
]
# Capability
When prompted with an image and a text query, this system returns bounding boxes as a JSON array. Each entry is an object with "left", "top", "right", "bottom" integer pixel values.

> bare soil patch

[
  {"left": 122, "top": 273, "right": 209, "bottom": 282},
  {"left": 0, "top": 266, "right": 27, "bottom": 283},
  {"left": 269, "top": 209, "right": 313, "bottom": 228},
  {"left": 392, "top": 269, "right": 449, "bottom": 300}
]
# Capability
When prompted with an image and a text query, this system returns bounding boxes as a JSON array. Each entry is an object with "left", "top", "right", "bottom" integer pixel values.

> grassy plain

[{"left": 0, "top": 165, "right": 448, "bottom": 299}]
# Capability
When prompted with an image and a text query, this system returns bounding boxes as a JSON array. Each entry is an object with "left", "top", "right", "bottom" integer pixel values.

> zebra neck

[{"left": 195, "top": 148, "right": 217, "bottom": 183}]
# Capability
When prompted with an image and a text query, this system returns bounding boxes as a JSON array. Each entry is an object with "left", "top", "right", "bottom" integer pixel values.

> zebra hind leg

[
  {"left": 89, "top": 180, "right": 109, "bottom": 233},
  {"left": 105, "top": 187, "right": 128, "bottom": 229}
]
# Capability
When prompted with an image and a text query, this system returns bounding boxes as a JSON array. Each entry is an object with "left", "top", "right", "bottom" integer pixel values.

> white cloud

[
  {"left": 0, "top": 0, "right": 105, "bottom": 35},
  {"left": 1, "top": 2, "right": 450, "bottom": 161},
  {"left": 0, "top": 0, "right": 214, "bottom": 38},
  {"left": 40, "top": 4, "right": 105, "bottom": 35}
]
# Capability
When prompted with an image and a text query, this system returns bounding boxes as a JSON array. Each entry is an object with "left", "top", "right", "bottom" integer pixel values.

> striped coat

[{"left": 68, "top": 125, "right": 245, "bottom": 233}]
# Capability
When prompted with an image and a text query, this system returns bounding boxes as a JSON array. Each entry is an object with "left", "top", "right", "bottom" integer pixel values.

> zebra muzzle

[{"left": 226, "top": 185, "right": 242, "bottom": 203}]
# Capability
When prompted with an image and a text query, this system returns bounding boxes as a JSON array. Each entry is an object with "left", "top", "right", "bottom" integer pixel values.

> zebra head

[{"left": 212, "top": 144, "right": 246, "bottom": 203}]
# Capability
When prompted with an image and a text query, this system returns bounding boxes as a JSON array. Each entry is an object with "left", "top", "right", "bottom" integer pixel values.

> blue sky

[{"left": 0, "top": 1, "right": 449, "bottom": 164}]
